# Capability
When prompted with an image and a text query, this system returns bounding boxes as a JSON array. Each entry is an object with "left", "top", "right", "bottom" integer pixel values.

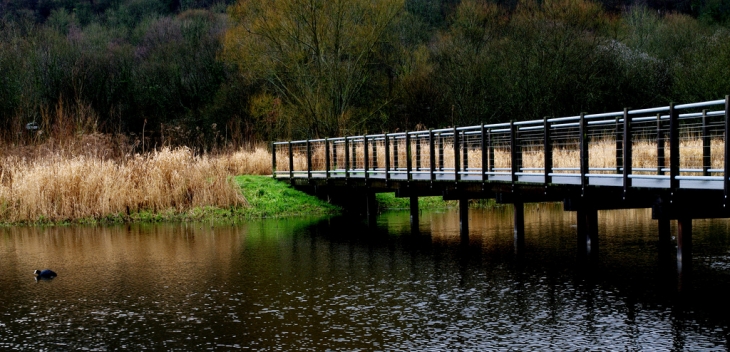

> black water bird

[{"left": 33, "top": 269, "right": 57, "bottom": 280}]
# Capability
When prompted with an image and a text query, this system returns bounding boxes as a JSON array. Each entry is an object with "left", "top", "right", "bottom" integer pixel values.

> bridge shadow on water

[{"left": 307, "top": 205, "right": 730, "bottom": 348}]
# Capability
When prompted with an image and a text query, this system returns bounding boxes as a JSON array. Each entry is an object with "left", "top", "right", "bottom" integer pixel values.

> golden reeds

[{"left": 0, "top": 147, "right": 247, "bottom": 222}]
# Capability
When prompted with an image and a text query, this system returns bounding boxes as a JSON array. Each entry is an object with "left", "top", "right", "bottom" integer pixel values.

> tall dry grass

[{"left": 0, "top": 147, "right": 249, "bottom": 222}]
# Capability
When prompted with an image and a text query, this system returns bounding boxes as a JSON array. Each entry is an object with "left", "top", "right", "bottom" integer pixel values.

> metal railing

[{"left": 273, "top": 97, "right": 730, "bottom": 197}]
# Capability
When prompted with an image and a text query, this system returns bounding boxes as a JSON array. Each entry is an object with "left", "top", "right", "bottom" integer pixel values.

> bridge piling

[
  {"left": 677, "top": 217, "right": 693, "bottom": 272},
  {"left": 410, "top": 196, "right": 419, "bottom": 229},
  {"left": 459, "top": 198, "right": 469, "bottom": 237},
  {"left": 577, "top": 207, "right": 599, "bottom": 255},
  {"left": 514, "top": 202, "right": 525, "bottom": 254}
]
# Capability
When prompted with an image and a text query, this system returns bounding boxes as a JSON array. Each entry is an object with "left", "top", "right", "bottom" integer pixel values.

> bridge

[{"left": 272, "top": 97, "right": 730, "bottom": 270}]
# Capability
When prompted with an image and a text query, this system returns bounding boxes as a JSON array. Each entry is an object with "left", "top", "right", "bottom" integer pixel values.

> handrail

[{"left": 272, "top": 97, "right": 730, "bottom": 196}]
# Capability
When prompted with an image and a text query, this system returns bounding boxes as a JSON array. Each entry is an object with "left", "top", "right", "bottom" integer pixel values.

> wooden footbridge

[{"left": 272, "top": 97, "right": 730, "bottom": 269}]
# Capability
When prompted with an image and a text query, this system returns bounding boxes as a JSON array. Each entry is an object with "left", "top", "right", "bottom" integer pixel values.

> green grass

[
  {"left": 375, "top": 193, "right": 456, "bottom": 210},
  {"left": 233, "top": 175, "right": 340, "bottom": 218}
]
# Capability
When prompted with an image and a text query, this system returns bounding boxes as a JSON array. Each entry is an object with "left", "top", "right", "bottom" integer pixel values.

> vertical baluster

[
  {"left": 372, "top": 136, "right": 378, "bottom": 172},
  {"left": 488, "top": 130, "right": 494, "bottom": 176},
  {"left": 724, "top": 95, "right": 730, "bottom": 208},
  {"left": 579, "top": 113, "right": 589, "bottom": 192},
  {"left": 481, "top": 124, "right": 487, "bottom": 184},
  {"left": 702, "top": 110, "right": 711, "bottom": 177},
  {"left": 544, "top": 117, "right": 552, "bottom": 187},
  {"left": 364, "top": 136, "right": 369, "bottom": 181},
  {"left": 510, "top": 122, "right": 518, "bottom": 183},
  {"left": 670, "top": 103, "right": 680, "bottom": 191},
  {"left": 394, "top": 136, "right": 399, "bottom": 171},
  {"left": 325, "top": 138, "right": 330, "bottom": 180},
  {"left": 463, "top": 133, "right": 469, "bottom": 173},
  {"left": 332, "top": 139, "right": 338, "bottom": 172},
  {"left": 288, "top": 141, "right": 294, "bottom": 180},
  {"left": 385, "top": 134, "right": 391, "bottom": 183},
  {"left": 344, "top": 137, "right": 350, "bottom": 180},
  {"left": 454, "top": 127, "right": 461, "bottom": 182},
  {"left": 416, "top": 135, "right": 422, "bottom": 171},
  {"left": 623, "top": 108, "right": 632, "bottom": 197},
  {"left": 439, "top": 132, "right": 445, "bottom": 171},
  {"left": 406, "top": 132, "right": 412, "bottom": 181},
  {"left": 657, "top": 114, "right": 665, "bottom": 175},
  {"left": 306, "top": 139, "right": 312, "bottom": 180},
  {"left": 352, "top": 138, "right": 357, "bottom": 174},
  {"left": 616, "top": 116, "right": 623, "bottom": 174},
  {"left": 429, "top": 129, "right": 436, "bottom": 183},
  {"left": 272, "top": 142, "right": 277, "bottom": 179}
]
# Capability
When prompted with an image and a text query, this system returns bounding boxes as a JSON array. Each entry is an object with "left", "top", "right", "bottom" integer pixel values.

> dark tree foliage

[{"left": 1, "top": 0, "right": 730, "bottom": 145}]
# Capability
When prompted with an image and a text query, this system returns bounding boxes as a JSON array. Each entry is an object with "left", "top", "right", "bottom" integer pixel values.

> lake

[{"left": 2, "top": 203, "right": 730, "bottom": 350}]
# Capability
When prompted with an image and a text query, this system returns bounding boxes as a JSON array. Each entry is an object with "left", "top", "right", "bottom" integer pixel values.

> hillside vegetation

[{"left": 1, "top": 0, "right": 730, "bottom": 148}]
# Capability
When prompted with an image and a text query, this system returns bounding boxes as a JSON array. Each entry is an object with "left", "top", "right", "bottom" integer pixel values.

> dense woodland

[{"left": 2, "top": 0, "right": 730, "bottom": 149}]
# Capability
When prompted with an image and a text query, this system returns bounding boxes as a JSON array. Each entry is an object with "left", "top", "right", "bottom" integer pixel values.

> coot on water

[{"left": 33, "top": 269, "right": 57, "bottom": 280}]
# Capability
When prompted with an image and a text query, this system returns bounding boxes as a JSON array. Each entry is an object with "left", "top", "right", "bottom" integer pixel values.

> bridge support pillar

[
  {"left": 366, "top": 192, "right": 378, "bottom": 225},
  {"left": 514, "top": 202, "right": 525, "bottom": 253},
  {"left": 677, "top": 217, "right": 692, "bottom": 272},
  {"left": 459, "top": 198, "right": 469, "bottom": 238},
  {"left": 410, "top": 196, "right": 419, "bottom": 229},
  {"left": 658, "top": 217, "right": 671, "bottom": 243},
  {"left": 577, "top": 208, "right": 599, "bottom": 255}
]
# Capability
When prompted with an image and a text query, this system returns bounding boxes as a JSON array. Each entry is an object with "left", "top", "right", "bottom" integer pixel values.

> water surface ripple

[{"left": 1, "top": 205, "right": 730, "bottom": 350}]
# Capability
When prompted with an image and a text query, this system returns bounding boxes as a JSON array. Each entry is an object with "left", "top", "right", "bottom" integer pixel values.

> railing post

[
  {"left": 510, "top": 121, "right": 519, "bottom": 183},
  {"left": 385, "top": 134, "right": 391, "bottom": 183},
  {"left": 393, "top": 135, "right": 399, "bottom": 171},
  {"left": 580, "top": 113, "right": 589, "bottom": 193},
  {"left": 722, "top": 95, "right": 730, "bottom": 208},
  {"left": 429, "top": 129, "right": 436, "bottom": 183},
  {"left": 616, "top": 116, "right": 622, "bottom": 174},
  {"left": 332, "top": 140, "right": 338, "bottom": 171},
  {"left": 439, "top": 132, "right": 445, "bottom": 171},
  {"left": 344, "top": 137, "right": 350, "bottom": 181},
  {"left": 364, "top": 135, "right": 370, "bottom": 181},
  {"left": 406, "top": 131, "right": 413, "bottom": 181},
  {"left": 670, "top": 102, "right": 680, "bottom": 191},
  {"left": 702, "top": 109, "right": 711, "bottom": 176},
  {"left": 454, "top": 127, "right": 461, "bottom": 182},
  {"left": 481, "top": 124, "right": 487, "bottom": 184},
  {"left": 372, "top": 136, "right": 378, "bottom": 172},
  {"left": 488, "top": 129, "right": 494, "bottom": 176},
  {"left": 463, "top": 133, "right": 469, "bottom": 172},
  {"left": 657, "top": 114, "right": 665, "bottom": 175},
  {"left": 288, "top": 141, "right": 294, "bottom": 180},
  {"left": 352, "top": 137, "right": 357, "bottom": 173},
  {"left": 623, "top": 108, "right": 632, "bottom": 198},
  {"left": 416, "top": 135, "right": 422, "bottom": 171},
  {"left": 325, "top": 138, "right": 330, "bottom": 180},
  {"left": 544, "top": 117, "right": 552, "bottom": 187},
  {"left": 306, "top": 139, "right": 312, "bottom": 180},
  {"left": 272, "top": 142, "right": 277, "bottom": 179}
]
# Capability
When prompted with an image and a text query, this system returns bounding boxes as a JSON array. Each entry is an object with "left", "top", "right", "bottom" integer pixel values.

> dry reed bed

[
  {"left": 0, "top": 147, "right": 256, "bottom": 223},
  {"left": 276, "top": 138, "right": 726, "bottom": 175}
]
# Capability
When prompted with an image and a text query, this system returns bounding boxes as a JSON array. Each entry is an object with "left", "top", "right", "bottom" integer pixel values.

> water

[{"left": 1, "top": 205, "right": 730, "bottom": 350}]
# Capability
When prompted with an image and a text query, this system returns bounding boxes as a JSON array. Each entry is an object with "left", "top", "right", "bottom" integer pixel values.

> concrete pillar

[
  {"left": 459, "top": 198, "right": 469, "bottom": 238},
  {"left": 514, "top": 202, "right": 525, "bottom": 253}
]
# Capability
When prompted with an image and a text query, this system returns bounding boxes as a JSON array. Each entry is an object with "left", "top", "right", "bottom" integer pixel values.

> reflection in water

[{"left": 0, "top": 207, "right": 729, "bottom": 350}]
